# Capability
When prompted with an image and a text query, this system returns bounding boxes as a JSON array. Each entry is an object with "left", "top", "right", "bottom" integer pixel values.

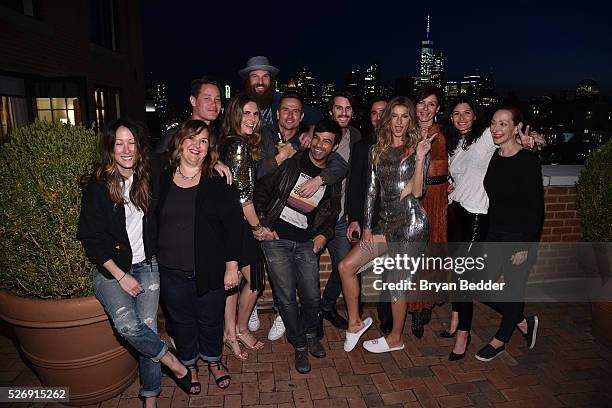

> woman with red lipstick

[{"left": 473, "top": 106, "right": 543, "bottom": 361}]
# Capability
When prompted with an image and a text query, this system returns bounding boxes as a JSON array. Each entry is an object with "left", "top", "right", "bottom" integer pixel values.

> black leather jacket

[{"left": 254, "top": 151, "right": 341, "bottom": 241}]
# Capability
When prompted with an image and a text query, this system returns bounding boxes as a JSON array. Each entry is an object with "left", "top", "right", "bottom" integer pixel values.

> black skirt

[{"left": 239, "top": 219, "right": 265, "bottom": 291}]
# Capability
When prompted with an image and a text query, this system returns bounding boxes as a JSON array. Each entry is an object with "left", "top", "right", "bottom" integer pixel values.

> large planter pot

[{"left": 0, "top": 291, "right": 137, "bottom": 405}]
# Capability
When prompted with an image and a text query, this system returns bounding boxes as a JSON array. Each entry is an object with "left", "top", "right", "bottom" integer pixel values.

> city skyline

[{"left": 143, "top": 2, "right": 612, "bottom": 105}]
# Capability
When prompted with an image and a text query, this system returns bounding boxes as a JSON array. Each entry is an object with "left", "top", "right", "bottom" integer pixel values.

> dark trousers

[
  {"left": 321, "top": 218, "right": 352, "bottom": 311},
  {"left": 479, "top": 231, "right": 533, "bottom": 342},
  {"left": 448, "top": 202, "right": 489, "bottom": 331},
  {"left": 261, "top": 239, "right": 321, "bottom": 350},
  {"left": 160, "top": 264, "right": 226, "bottom": 365}
]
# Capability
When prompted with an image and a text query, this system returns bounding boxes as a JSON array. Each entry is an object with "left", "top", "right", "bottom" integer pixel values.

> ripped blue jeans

[{"left": 93, "top": 257, "right": 167, "bottom": 398}]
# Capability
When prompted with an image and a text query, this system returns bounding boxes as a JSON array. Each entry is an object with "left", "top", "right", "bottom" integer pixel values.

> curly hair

[
  {"left": 92, "top": 119, "right": 151, "bottom": 211},
  {"left": 221, "top": 93, "right": 262, "bottom": 160},
  {"left": 444, "top": 96, "right": 486, "bottom": 156},
  {"left": 372, "top": 96, "right": 419, "bottom": 164}
]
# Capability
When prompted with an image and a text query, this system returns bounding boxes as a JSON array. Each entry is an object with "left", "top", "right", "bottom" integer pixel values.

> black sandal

[
  {"left": 208, "top": 360, "right": 231, "bottom": 389},
  {"left": 167, "top": 347, "right": 192, "bottom": 394},
  {"left": 186, "top": 364, "right": 201, "bottom": 395}
]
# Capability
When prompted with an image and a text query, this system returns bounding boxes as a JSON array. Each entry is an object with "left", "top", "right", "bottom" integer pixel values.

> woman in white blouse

[{"left": 442, "top": 97, "right": 544, "bottom": 361}]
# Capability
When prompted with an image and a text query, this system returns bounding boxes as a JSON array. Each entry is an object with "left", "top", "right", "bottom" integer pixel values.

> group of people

[{"left": 77, "top": 56, "right": 545, "bottom": 405}]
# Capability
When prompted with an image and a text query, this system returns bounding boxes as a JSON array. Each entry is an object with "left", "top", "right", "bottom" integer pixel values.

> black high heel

[
  {"left": 448, "top": 334, "right": 471, "bottom": 361},
  {"left": 208, "top": 360, "right": 231, "bottom": 389},
  {"left": 167, "top": 347, "right": 192, "bottom": 393},
  {"left": 186, "top": 364, "right": 201, "bottom": 395},
  {"left": 439, "top": 329, "right": 457, "bottom": 338}
]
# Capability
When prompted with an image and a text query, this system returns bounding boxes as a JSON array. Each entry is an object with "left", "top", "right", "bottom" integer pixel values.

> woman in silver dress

[{"left": 339, "top": 96, "right": 435, "bottom": 354}]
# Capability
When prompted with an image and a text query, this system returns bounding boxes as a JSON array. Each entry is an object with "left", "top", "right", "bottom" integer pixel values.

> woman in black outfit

[
  {"left": 473, "top": 106, "right": 544, "bottom": 361},
  {"left": 77, "top": 119, "right": 192, "bottom": 406},
  {"left": 154, "top": 120, "right": 244, "bottom": 391}
]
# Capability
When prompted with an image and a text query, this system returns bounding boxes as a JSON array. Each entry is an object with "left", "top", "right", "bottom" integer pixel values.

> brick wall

[{"left": 259, "top": 184, "right": 584, "bottom": 307}]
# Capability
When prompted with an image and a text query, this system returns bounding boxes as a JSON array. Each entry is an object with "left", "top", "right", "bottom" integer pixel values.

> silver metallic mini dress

[{"left": 363, "top": 145, "right": 430, "bottom": 301}]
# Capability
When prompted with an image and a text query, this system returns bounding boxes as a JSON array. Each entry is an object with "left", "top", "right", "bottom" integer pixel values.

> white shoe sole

[
  {"left": 475, "top": 349, "right": 505, "bottom": 362},
  {"left": 363, "top": 336, "right": 405, "bottom": 353},
  {"left": 528, "top": 316, "right": 538, "bottom": 350},
  {"left": 344, "top": 317, "right": 373, "bottom": 352},
  {"left": 248, "top": 309, "right": 261, "bottom": 332}
]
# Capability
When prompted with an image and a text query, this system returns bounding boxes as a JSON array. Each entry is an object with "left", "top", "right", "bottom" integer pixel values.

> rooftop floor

[{"left": 1, "top": 302, "right": 611, "bottom": 407}]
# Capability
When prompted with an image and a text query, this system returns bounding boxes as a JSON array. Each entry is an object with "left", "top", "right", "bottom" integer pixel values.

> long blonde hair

[{"left": 372, "top": 96, "right": 419, "bottom": 164}]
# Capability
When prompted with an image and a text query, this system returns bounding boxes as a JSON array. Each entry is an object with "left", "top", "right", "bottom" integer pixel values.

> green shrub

[
  {"left": 0, "top": 121, "right": 98, "bottom": 298},
  {"left": 576, "top": 139, "right": 612, "bottom": 242}
]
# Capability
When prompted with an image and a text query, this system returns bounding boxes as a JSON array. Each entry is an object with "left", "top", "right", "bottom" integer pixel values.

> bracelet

[
  {"left": 250, "top": 223, "right": 263, "bottom": 231},
  {"left": 118, "top": 273, "right": 126, "bottom": 282}
]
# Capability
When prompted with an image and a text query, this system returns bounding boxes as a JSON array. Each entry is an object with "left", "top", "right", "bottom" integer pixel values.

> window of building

[
  {"left": 89, "top": 0, "right": 119, "bottom": 51},
  {"left": 1, "top": 95, "right": 29, "bottom": 143},
  {"left": 35, "top": 97, "right": 81, "bottom": 125},
  {"left": 94, "top": 88, "right": 120, "bottom": 129}
]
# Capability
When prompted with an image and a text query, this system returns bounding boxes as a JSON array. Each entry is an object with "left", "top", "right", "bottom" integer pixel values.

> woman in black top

[
  {"left": 474, "top": 107, "right": 544, "bottom": 362},
  {"left": 154, "top": 120, "right": 244, "bottom": 391},
  {"left": 77, "top": 119, "right": 192, "bottom": 406}
]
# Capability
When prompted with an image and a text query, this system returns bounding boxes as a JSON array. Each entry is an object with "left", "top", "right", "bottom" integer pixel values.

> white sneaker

[
  {"left": 248, "top": 307, "right": 261, "bottom": 332},
  {"left": 268, "top": 315, "right": 286, "bottom": 341}
]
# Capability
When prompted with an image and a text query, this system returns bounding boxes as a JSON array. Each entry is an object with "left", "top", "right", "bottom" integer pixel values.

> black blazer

[
  {"left": 346, "top": 135, "right": 380, "bottom": 227},
  {"left": 154, "top": 160, "right": 244, "bottom": 294},
  {"left": 77, "top": 181, "right": 157, "bottom": 279}
]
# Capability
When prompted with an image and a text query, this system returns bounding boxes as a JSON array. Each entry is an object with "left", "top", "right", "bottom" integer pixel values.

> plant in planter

[
  {"left": 576, "top": 139, "right": 612, "bottom": 349},
  {"left": 0, "top": 121, "right": 137, "bottom": 405}
]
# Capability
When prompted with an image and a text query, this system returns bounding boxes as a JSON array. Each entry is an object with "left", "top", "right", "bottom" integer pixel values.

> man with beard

[
  {"left": 319, "top": 91, "right": 362, "bottom": 332},
  {"left": 239, "top": 56, "right": 322, "bottom": 136}
]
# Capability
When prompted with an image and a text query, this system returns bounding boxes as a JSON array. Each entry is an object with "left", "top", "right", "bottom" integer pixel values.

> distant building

[
  {"left": 296, "top": 66, "right": 319, "bottom": 107},
  {"left": 363, "top": 63, "right": 380, "bottom": 102},
  {"left": 459, "top": 74, "right": 499, "bottom": 108},
  {"left": 414, "top": 16, "right": 445, "bottom": 90},
  {"left": 0, "top": 0, "right": 145, "bottom": 142},
  {"left": 321, "top": 82, "right": 335, "bottom": 107},
  {"left": 224, "top": 84, "right": 231, "bottom": 100},
  {"left": 344, "top": 68, "right": 363, "bottom": 103},
  {"left": 575, "top": 79, "right": 599, "bottom": 99}
]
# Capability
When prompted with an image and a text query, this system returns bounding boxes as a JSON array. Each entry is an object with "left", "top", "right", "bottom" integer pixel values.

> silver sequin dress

[{"left": 363, "top": 145, "right": 430, "bottom": 301}]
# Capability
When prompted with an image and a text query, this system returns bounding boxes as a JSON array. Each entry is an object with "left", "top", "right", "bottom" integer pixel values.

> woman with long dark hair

[
  {"left": 155, "top": 119, "right": 243, "bottom": 391},
  {"left": 77, "top": 119, "right": 192, "bottom": 406},
  {"left": 219, "top": 94, "right": 270, "bottom": 359},
  {"left": 338, "top": 96, "right": 434, "bottom": 353}
]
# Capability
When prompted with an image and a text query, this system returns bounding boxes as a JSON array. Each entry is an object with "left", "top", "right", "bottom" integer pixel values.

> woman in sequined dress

[
  {"left": 218, "top": 94, "right": 271, "bottom": 359},
  {"left": 338, "top": 97, "right": 435, "bottom": 354}
]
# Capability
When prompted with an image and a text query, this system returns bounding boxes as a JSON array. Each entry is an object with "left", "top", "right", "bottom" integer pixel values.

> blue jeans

[
  {"left": 321, "top": 217, "right": 352, "bottom": 311},
  {"left": 93, "top": 257, "right": 166, "bottom": 398},
  {"left": 261, "top": 239, "right": 321, "bottom": 349},
  {"left": 160, "top": 265, "right": 225, "bottom": 364}
]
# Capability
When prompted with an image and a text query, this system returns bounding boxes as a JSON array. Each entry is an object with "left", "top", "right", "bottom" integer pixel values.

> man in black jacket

[{"left": 254, "top": 119, "right": 342, "bottom": 374}]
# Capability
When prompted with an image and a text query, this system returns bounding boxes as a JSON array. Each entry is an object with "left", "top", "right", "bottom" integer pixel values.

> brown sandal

[
  {"left": 236, "top": 330, "right": 264, "bottom": 350},
  {"left": 224, "top": 337, "right": 248, "bottom": 360}
]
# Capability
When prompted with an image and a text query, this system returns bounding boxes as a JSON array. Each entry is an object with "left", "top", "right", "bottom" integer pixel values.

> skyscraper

[{"left": 414, "top": 15, "right": 445, "bottom": 89}]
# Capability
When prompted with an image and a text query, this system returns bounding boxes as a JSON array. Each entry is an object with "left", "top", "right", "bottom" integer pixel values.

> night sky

[{"left": 142, "top": 1, "right": 612, "bottom": 106}]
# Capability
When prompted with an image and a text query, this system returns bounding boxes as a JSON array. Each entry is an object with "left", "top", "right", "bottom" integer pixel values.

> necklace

[{"left": 176, "top": 166, "right": 200, "bottom": 181}]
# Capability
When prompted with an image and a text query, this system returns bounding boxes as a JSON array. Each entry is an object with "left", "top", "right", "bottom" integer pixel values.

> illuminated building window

[
  {"left": 1, "top": 96, "right": 14, "bottom": 143},
  {"left": 95, "top": 88, "right": 120, "bottom": 128},
  {"left": 35, "top": 97, "right": 81, "bottom": 125}
]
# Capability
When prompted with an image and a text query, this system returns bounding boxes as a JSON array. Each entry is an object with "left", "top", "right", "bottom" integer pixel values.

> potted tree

[
  {"left": 576, "top": 139, "right": 612, "bottom": 349},
  {"left": 0, "top": 121, "right": 137, "bottom": 405}
]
